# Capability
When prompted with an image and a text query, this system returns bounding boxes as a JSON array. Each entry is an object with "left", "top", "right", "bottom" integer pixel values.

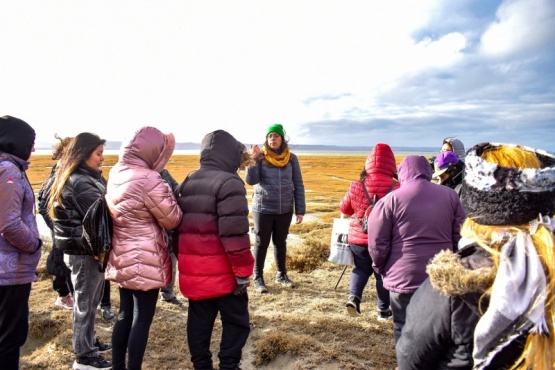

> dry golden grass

[{"left": 22, "top": 154, "right": 407, "bottom": 370}]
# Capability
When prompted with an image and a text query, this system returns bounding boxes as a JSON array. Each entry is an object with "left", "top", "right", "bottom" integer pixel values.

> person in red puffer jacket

[{"left": 340, "top": 143, "right": 400, "bottom": 320}]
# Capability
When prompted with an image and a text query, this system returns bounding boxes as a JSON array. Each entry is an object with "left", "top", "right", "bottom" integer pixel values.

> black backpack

[
  {"left": 358, "top": 180, "right": 397, "bottom": 234},
  {"left": 82, "top": 193, "right": 113, "bottom": 272}
]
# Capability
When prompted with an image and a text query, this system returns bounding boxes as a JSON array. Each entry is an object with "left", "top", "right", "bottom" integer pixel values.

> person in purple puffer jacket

[
  {"left": 367, "top": 155, "right": 466, "bottom": 345},
  {"left": 340, "top": 143, "right": 399, "bottom": 321},
  {"left": 0, "top": 115, "right": 41, "bottom": 370}
]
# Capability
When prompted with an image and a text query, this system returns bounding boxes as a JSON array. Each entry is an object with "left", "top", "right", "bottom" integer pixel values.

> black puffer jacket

[
  {"left": 396, "top": 247, "right": 526, "bottom": 370},
  {"left": 175, "top": 130, "right": 255, "bottom": 300},
  {"left": 53, "top": 164, "right": 106, "bottom": 254},
  {"left": 38, "top": 165, "right": 56, "bottom": 230}
]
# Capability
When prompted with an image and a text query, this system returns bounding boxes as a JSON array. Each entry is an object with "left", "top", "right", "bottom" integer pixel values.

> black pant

[
  {"left": 53, "top": 274, "right": 73, "bottom": 297},
  {"left": 0, "top": 283, "right": 32, "bottom": 370},
  {"left": 101, "top": 280, "right": 111, "bottom": 308},
  {"left": 252, "top": 211, "right": 293, "bottom": 276},
  {"left": 112, "top": 288, "right": 159, "bottom": 370},
  {"left": 187, "top": 293, "right": 250, "bottom": 370}
]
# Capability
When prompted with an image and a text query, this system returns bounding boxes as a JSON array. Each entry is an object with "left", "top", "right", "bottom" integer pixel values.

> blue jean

[
  {"left": 65, "top": 254, "right": 105, "bottom": 357},
  {"left": 390, "top": 291, "right": 414, "bottom": 344},
  {"left": 348, "top": 243, "right": 390, "bottom": 312},
  {"left": 112, "top": 288, "right": 159, "bottom": 370}
]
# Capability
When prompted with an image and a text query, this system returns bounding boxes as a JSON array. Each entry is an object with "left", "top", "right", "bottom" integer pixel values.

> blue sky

[{"left": 1, "top": 0, "right": 554, "bottom": 151}]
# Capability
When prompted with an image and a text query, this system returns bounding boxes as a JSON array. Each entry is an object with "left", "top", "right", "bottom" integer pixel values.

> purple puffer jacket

[
  {"left": 367, "top": 155, "right": 466, "bottom": 294},
  {"left": 0, "top": 153, "right": 42, "bottom": 286},
  {"left": 105, "top": 127, "right": 183, "bottom": 291},
  {"left": 340, "top": 143, "right": 399, "bottom": 245}
]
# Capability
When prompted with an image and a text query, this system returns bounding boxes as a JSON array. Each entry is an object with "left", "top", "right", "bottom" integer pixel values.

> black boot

[{"left": 346, "top": 295, "right": 361, "bottom": 317}]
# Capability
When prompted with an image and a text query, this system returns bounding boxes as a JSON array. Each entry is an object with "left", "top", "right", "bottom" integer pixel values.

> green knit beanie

[{"left": 266, "top": 123, "right": 285, "bottom": 137}]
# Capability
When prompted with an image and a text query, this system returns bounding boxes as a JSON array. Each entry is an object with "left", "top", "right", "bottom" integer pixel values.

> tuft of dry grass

[{"left": 22, "top": 154, "right": 405, "bottom": 370}]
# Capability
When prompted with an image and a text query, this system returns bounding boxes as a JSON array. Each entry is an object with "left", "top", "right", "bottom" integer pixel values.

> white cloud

[
  {"left": 1, "top": 0, "right": 554, "bottom": 151},
  {"left": 480, "top": 0, "right": 555, "bottom": 57}
]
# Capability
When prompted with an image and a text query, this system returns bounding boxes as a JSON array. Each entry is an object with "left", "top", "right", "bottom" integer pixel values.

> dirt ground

[{"left": 21, "top": 228, "right": 398, "bottom": 370}]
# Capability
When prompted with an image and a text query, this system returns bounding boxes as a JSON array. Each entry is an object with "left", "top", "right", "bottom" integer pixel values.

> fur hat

[
  {"left": 0, "top": 115, "right": 36, "bottom": 160},
  {"left": 266, "top": 123, "right": 285, "bottom": 137},
  {"left": 461, "top": 142, "right": 555, "bottom": 225}
]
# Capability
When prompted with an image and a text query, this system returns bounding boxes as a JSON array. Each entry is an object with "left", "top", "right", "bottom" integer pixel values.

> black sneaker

[
  {"left": 274, "top": 272, "right": 295, "bottom": 288},
  {"left": 377, "top": 309, "right": 393, "bottom": 321},
  {"left": 161, "top": 296, "right": 183, "bottom": 306},
  {"left": 253, "top": 276, "right": 268, "bottom": 293},
  {"left": 346, "top": 295, "right": 361, "bottom": 317},
  {"left": 73, "top": 354, "right": 112, "bottom": 370},
  {"left": 94, "top": 337, "right": 112, "bottom": 353},
  {"left": 100, "top": 306, "right": 115, "bottom": 322}
]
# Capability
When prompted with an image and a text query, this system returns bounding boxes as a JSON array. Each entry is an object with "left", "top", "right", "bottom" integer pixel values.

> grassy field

[{"left": 22, "top": 153, "right": 407, "bottom": 370}]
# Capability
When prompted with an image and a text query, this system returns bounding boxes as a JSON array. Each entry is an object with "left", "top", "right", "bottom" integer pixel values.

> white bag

[{"left": 328, "top": 216, "right": 353, "bottom": 266}]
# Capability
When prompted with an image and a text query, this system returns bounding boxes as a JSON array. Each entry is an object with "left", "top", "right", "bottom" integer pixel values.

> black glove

[{"left": 233, "top": 277, "right": 249, "bottom": 295}]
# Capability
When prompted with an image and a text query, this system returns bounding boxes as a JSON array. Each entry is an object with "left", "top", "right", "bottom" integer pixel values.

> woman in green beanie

[{"left": 246, "top": 123, "right": 306, "bottom": 293}]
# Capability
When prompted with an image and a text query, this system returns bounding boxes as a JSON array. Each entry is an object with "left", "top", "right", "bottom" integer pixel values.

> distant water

[{"left": 33, "top": 149, "right": 437, "bottom": 157}]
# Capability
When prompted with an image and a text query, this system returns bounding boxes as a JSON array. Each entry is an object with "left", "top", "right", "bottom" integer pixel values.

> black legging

[
  {"left": 111, "top": 287, "right": 159, "bottom": 370},
  {"left": 252, "top": 211, "right": 293, "bottom": 276}
]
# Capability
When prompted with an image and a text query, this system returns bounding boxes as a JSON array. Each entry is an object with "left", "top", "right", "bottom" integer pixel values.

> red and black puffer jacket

[{"left": 339, "top": 143, "right": 399, "bottom": 245}]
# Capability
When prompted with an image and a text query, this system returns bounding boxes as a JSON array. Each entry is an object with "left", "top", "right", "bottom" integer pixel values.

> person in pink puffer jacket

[
  {"left": 105, "top": 126, "right": 183, "bottom": 370},
  {"left": 340, "top": 143, "right": 400, "bottom": 320}
]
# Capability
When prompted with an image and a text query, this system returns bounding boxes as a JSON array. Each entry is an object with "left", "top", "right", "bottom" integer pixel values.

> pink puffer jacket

[
  {"left": 105, "top": 127, "right": 183, "bottom": 291},
  {"left": 340, "top": 143, "right": 399, "bottom": 245}
]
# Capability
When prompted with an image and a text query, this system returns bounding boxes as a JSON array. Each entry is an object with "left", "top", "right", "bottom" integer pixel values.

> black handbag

[{"left": 46, "top": 246, "right": 71, "bottom": 278}]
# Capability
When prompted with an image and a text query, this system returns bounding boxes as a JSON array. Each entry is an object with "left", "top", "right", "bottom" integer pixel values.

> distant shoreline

[{"left": 33, "top": 149, "right": 438, "bottom": 157}]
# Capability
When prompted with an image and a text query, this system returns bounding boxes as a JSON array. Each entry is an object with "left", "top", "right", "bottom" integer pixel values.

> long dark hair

[{"left": 47, "top": 132, "right": 106, "bottom": 217}]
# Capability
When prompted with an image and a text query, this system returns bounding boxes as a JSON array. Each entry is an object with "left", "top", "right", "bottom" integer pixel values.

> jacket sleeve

[
  {"left": 290, "top": 154, "right": 306, "bottom": 215},
  {"left": 340, "top": 182, "right": 356, "bottom": 216},
  {"left": 144, "top": 173, "right": 183, "bottom": 230},
  {"left": 160, "top": 169, "right": 179, "bottom": 192},
  {"left": 0, "top": 164, "right": 41, "bottom": 254},
  {"left": 367, "top": 198, "right": 393, "bottom": 275},
  {"left": 245, "top": 159, "right": 261, "bottom": 185},
  {"left": 452, "top": 195, "right": 466, "bottom": 251},
  {"left": 396, "top": 279, "right": 451, "bottom": 369},
  {"left": 38, "top": 169, "right": 55, "bottom": 230},
  {"left": 217, "top": 176, "right": 254, "bottom": 278},
  {"left": 71, "top": 176, "right": 105, "bottom": 218}
]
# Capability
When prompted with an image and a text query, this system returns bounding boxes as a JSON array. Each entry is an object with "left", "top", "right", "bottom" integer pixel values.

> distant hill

[{"left": 36, "top": 141, "right": 437, "bottom": 153}]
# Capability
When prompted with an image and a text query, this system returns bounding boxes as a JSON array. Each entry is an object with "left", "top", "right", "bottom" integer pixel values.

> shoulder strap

[
  {"left": 361, "top": 180, "right": 397, "bottom": 206},
  {"left": 360, "top": 180, "right": 372, "bottom": 203},
  {"left": 384, "top": 180, "right": 397, "bottom": 196}
]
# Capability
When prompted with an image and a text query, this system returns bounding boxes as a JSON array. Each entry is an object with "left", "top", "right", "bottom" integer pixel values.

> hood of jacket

[
  {"left": 364, "top": 143, "right": 397, "bottom": 177},
  {"left": 0, "top": 116, "right": 35, "bottom": 161},
  {"left": 427, "top": 247, "right": 496, "bottom": 297},
  {"left": 200, "top": 130, "right": 245, "bottom": 173},
  {"left": 398, "top": 155, "right": 432, "bottom": 184},
  {"left": 443, "top": 137, "right": 466, "bottom": 161},
  {"left": 119, "top": 126, "right": 175, "bottom": 172}
]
